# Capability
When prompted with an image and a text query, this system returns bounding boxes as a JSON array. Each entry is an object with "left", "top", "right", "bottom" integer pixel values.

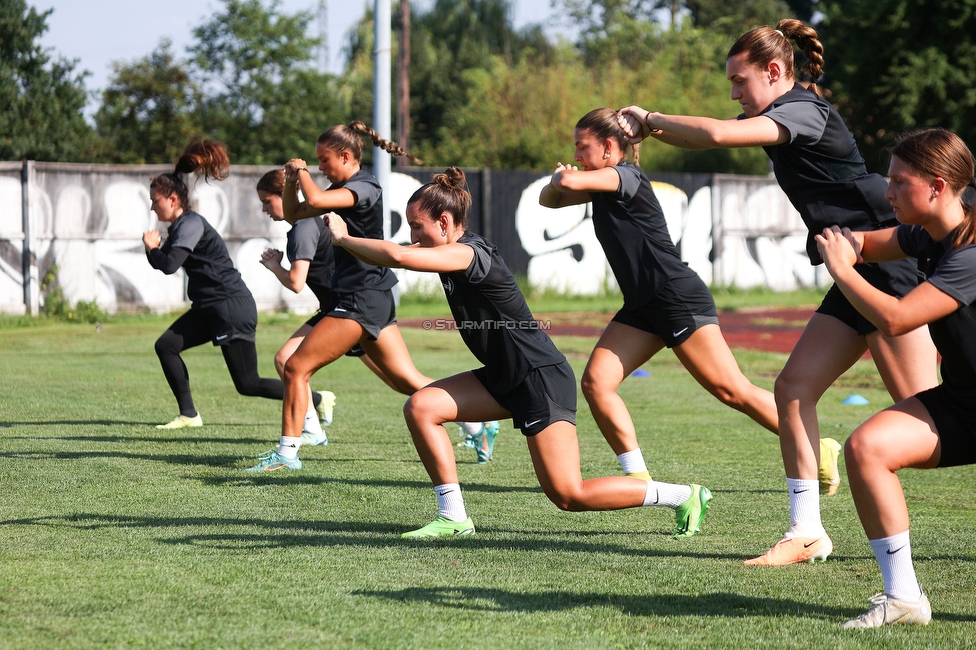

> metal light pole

[{"left": 373, "top": 0, "right": 392, "bottom": 239}]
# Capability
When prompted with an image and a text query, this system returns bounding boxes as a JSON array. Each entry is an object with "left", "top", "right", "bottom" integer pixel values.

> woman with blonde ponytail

[
  {"left": 618, "top": 18, "right": 938, "bottom": 566},
  {"left": 326, "top": 167, "right": 713, "bottom": 538},
  {"left": 249, "top": 125, "right": 495, "bottom": 472},
  {"left": 144, "top": 140, "right": 286, "bottom": 429}
]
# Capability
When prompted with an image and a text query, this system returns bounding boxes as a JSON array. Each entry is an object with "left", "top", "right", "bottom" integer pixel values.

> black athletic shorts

[
  {"left": 324, "top": 289, "right": 396, "bottom": 340},
  {"left": 916, "top": 385, "right": 976, "bottom": 468},
  {"left": 612, "top": 274, "right": 719, "bottom": 348},
  {"left": 473, "top": 360, "right": 577, "bottom": 437},
  {"left": 817, "top": 259, "right": 918, "bottom": 336},
  {"left": 197, "top": 294, "right": 257, "bottom": 346},
  {"left": 304, "top": 310, "right": 367, "bottom": 357}
]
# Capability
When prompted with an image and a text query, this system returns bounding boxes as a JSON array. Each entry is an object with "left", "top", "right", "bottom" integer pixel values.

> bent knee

[
  {"left": 545, "top": 489, "right": 587, "bottom": 512},
  {"left": 580, "top": 369, "right": 618, "bottom": 402},
  {"left": 774, "top": 371, "right": 821, "bottom": 408}
]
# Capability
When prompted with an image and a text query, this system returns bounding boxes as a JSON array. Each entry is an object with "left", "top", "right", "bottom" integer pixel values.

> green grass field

[{"left": 0, "top": 310, "right": 973, "bottom": 648}]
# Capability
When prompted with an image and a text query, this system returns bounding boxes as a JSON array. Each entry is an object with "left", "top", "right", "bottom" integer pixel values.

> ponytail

[
  {"left": 728, "top": 19, "right": 825, "bottom": 94},
  {"left": 317, "top": 121, "right": 422, "bottom": 165},
  {"left": 151, "top": 139, "right": 231, "bottom": 209}
]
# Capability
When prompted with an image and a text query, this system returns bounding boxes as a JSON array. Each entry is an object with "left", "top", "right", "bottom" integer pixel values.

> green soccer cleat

[
  {"left": 475, "top": 421, "right": 499, "bottom": 464},
  {"left": 401, "top": 516, "right": 476, "bottom": 538},
  {"left": 156, "top": 414, "right": 203, "bottom": 429},
  {"left": 315, "top": 391, "right": 336, "bottom": 428},
  {"left": 246, "top": 451, "right": 302, "bottom": 472},
  {"left": 673, "top": 484, "right": 712, "bottom": 537},
  {"left": 300, "top": 431, "right": 328, "bottom": 446}
]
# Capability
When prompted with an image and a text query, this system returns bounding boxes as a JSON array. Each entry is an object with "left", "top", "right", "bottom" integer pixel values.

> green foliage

[
  {"left": 821, "top": 0, "right": 976, "bottom": 173},
  {"left": 39, "top": 266, "right": 106, "bottom": 324},
  {"left": 94, "top": 40, "right": 202, "bottom": 164},
  {"left": 0, "top": 0, "right": 94, "bottom": 161},
  {"left": 190, "top": 0, "right": 344, "bottom": 164}
]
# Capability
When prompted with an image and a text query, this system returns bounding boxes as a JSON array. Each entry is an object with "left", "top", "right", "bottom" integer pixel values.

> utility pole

[
  {"left": 396, "top": 0, "right": 411, "bottom": 166},
  {"left": 317, "top": 0, "right": 329, "bottom": 73},
  {"left": 374, "top": 0, "right": 392, "bottom": 238}
]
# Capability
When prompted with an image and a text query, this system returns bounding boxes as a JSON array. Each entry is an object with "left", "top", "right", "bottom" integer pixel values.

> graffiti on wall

[{"left": 0, "top": 164, "right": 823, "bottom": 315}]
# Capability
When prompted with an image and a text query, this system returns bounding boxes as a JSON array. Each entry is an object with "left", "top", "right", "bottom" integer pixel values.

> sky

[{"left": 34, "top": 0, "right": 568, "bottom": 94}]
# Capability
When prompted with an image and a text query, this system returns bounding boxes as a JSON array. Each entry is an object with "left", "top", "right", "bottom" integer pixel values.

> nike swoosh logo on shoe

[{"left": 803, "top": 540, "right": 820, "bottom": 548}]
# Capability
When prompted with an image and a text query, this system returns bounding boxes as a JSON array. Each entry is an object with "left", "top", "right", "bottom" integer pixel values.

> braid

[
  {"left": 777, "top": 18, "right": 825, "bottom": 84},
  {"left": 349, "top": 120, "right": 423, "bottom": 165}
]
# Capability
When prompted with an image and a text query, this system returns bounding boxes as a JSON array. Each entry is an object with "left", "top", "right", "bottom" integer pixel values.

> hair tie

[{"left": 774, "top": 29, "right": 784, "bottom": 37}]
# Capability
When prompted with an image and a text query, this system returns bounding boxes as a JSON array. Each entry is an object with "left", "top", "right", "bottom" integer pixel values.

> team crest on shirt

[{"left": 442, "top": 278, "right": 454, "bottom": 295}]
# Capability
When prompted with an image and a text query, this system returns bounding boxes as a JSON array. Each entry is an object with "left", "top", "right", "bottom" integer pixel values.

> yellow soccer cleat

[
  {"left": 819, "top": 438, "right": 842, "bottom": 496},
  {"left": 156, "top": 414, "right": 203, "bottom": 429}
]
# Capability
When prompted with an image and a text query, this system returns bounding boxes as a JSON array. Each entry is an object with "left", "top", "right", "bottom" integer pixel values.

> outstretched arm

[
  {"left": 326, "top": 213, "right": 474, "bottom": 273},
  {"left": 816, "top": 227, "right": 959, "bottom": 336},
  {"left": 617, "top": 105, "right": 789, "bottom": 149}
]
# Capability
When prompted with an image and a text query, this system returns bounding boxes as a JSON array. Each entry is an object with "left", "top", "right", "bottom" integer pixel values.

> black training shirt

[
  {"left": 590, "top": 161, "right": 699, "bottom": 309},
  {"left": 147, "top": 210, "right": 251, "bottom": 307},
  {"left": 898, "top": 225, "right": 976, "bottom": 397},
  {"left": 287, "top": 217, "right": 334, "bottom": 308},
  {"left": 439, "top": 231, "right": 566, "bottom": 394},
  {"left": 329, "top": 170, "right": 397, "bottom": 293},
  {"left": 756, "top": 84, "right": 896, "bottom": 263}
]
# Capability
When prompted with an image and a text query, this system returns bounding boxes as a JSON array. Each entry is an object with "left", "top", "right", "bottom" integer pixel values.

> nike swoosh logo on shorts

[
  {"left": 523, "top": 418, "right": 543, "bottom": 428},
  {"left": 215, "top": 334, "right": 228, "bottom": 341},
  {"left": 672, "top": 327, "right": 689, "bottom": 338},
  {"left": 332, "top": 308, "right": 347, "bottom": 313}
]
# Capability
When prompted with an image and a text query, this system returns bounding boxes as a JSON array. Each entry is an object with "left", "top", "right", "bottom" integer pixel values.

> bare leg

[
  {"left": 845, "top": 398, "right": 940, "bottom": 539},
  {"left": 673, "top": 324, "right": 778, "bottom": 433},
  {"left": 866, "top": 327, "right": 938, "bottom": 402},
  {"left": 359, "top": 353, "right": 400, "bottom": 392},
  {"left": 275, "top": 324, "right": 318, "bottom": 421},
  {"left": 774, "top": 314, "right": 867, "bottom": 479},
  {"left": 281, "top": 317, "right": 362, "bottom": 438},
  {"left": 581, "top": 322, "right": 664, "bottom": 455},
  {"left": 360, "top": 324, "right": 434, "bottom": 395},
  {"left": 527, "top": 421, "right": 650, "bottom": 511}
]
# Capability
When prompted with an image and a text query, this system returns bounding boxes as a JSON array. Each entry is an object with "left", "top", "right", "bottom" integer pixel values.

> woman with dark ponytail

[
  {"left": 326, "top": 167, "right": 712, "bottom": 539},
  {"left": 617, "top": 18, "right": 939, "bottom": 566},
  {"left": 817, "top": 128, "right": 976, "bottom": 628},
  {"left": 144, "top": 140, "right": 285, "bottom": 428},
  {"left": 248, "top": 124, "right": 496, "bottom": 472}
]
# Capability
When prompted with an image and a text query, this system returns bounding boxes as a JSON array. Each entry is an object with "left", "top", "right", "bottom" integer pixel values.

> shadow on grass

[
  {"left": 0, "top": 420, "right": 161, "bottom": 427},
  {"left": 194, "top": 474, "right": 540, "bottom": 494},
  {"left": 1, "top": 512, "right": 743, "bottom": 559},
  {"left": 352, "top": 586, "right": 975, "bottom": 623},
  {"left": 0, "top": 449, "right": 243, "bottom": 468},
  {"left": 17, "top": 434, "right": 271, "bottom": 444}
]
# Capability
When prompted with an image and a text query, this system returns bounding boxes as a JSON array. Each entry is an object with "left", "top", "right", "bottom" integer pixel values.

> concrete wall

[{"left": 0, "top": 161, "right": 825, "bottom": 315}]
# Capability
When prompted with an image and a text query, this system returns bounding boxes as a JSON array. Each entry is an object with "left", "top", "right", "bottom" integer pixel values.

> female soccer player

[
  {"left": 248, "top": 124, "right": 496, "bottom": 471},
  {"left": 327, "top": 166, "right": 712, "bottom": 538},
  {"left": 817, "top": 128, "right": 975, "bottom": 628},
  {"left": 540, "top": 108, "right": 839, "bottom": 486},
  {"left": 257, "top": 168, "right": 394, "bottom": 444},
  {"left": 617, "top": 19, "right": 938, "bottom": 566},
  {"left": 144, "top": 140, "right": 285, "bottom": 428}
]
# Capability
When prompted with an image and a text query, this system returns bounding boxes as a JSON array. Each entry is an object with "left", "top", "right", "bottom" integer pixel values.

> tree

[
  {"left": 189, "top": 0, "right": 342, "bottom": 164},
  {"left": 0, "top": 0, "right": 93, "bottom": 161},
  {"left": 822, "top": 0, "right": 976, "bottom": 172},
  {"left": 94, "top": 40, "right": 201, "bottom": 164}
]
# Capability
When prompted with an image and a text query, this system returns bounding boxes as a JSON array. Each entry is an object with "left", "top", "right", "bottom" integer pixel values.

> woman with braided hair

[
  {"left": 144, "top": 140, "right": 286, "bottom": 429},
  {"left": 617, "top": 18, "right": 938, "bottom": 566},
  {"left": 248, "top": 123, "right": 497, "bottom": 472}
]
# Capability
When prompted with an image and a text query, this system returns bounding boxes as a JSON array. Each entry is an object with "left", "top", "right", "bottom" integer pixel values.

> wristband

[{"left": 643, "top": 113, "right": 662, "bottom": 135}]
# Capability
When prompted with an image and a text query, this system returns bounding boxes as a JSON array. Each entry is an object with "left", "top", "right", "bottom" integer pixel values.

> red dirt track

[{"left": 401, "top": 307, "right": 818, "bottom": 354}]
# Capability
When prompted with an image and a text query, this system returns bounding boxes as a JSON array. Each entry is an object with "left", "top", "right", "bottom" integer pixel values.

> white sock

[
  {"left": 617, "top": 448, "right": 648, "bottom": 475},
  {"left": 870, "top": 531, "right": 922, "bottom": 601},
  {"left": 458, "top": 422, "right": 482, "bottom": 437},
  {"left": 642, "top": 481, "right": 692, "bottom": 508},
  {"left": 785, "top": 478, "right": 825, "bottom": 537},
  {"left": 303, "top": 410, "right": 323, "bottom": 435},
  {"left": 277, "top": 436, "right": 300, "bottom": 460},
  {"left": 435, "top": 483, "right": 467, "bottom": 521}
]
